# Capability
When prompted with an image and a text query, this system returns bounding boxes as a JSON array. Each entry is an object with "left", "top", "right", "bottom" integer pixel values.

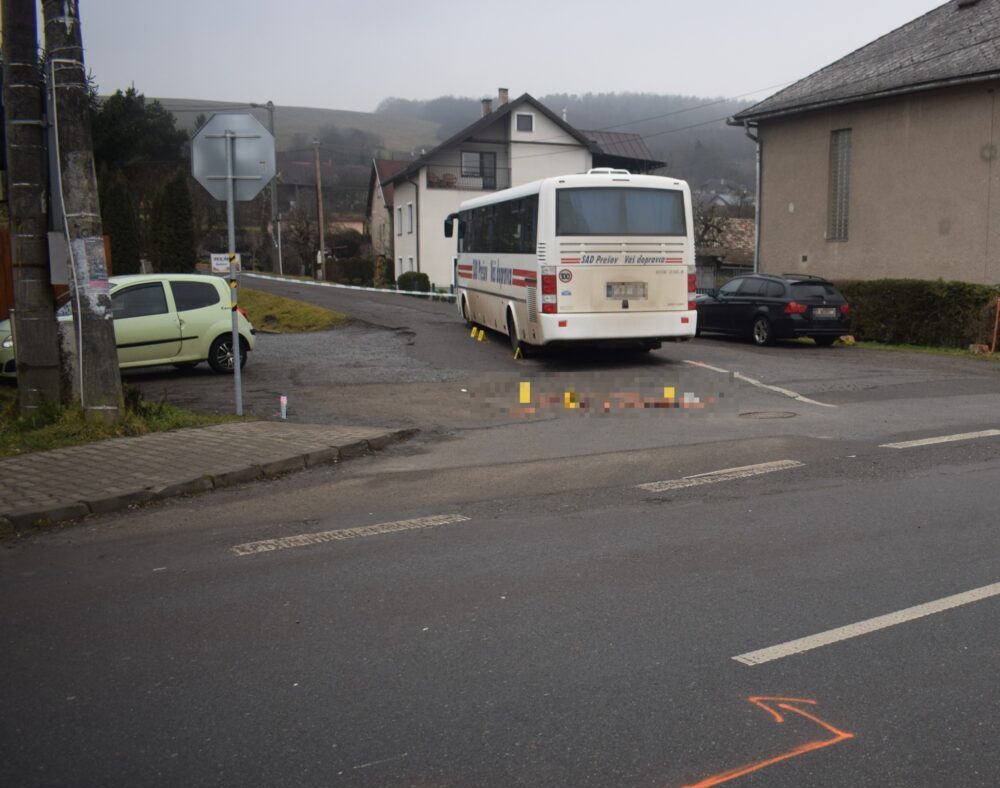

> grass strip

[
  {"left": 0, "top": 385, "right": 239, "bottom": 458},
  {"left": 240, "top": 288, "right": 346, "bottom": 333}
]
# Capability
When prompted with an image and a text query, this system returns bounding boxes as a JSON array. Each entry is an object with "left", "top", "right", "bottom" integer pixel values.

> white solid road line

[
  {"left": 232, "top": 514, "right": 471, "bottom": 556},
  {"left": 635, "top": 459, "right": 804, "bottom": 493},
  {"left": 684, "top": 360, "right": 836, "bottom": 408},
  {"left": 733, "top": 581, "right": 1000, "bottom": 666},
  {"left": 880, "top": 429, "right": 1000, "bottom": 449}
]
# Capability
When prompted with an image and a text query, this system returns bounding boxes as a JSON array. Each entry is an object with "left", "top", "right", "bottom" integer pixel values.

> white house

[{"left": 380, "top": 90, "right": 663, "bottom": 289}]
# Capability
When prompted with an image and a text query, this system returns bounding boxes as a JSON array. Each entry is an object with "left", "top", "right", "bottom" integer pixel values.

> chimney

[
  {"left": 481, "top": 98, "right": 493, "bottom": 116},
  {"left": 498, "top": 88, "right": 509, "bottom": 105},
  {"left": 561, "top": 107, "right": 568, "bottom": 122}
]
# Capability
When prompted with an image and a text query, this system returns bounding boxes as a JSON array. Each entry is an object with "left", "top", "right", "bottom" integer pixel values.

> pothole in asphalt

[{"left": 739, "top": 411, "right": 798, "bottom": 419}]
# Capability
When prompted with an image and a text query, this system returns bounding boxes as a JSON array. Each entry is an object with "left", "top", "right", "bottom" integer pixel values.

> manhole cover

[{"left": 739, "top": 411, "right": 798, "bottom": 419}]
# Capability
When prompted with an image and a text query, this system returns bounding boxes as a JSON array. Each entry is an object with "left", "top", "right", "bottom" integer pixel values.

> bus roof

[{"left": 458, "top": 170, "right": 689, "bottom": 212}]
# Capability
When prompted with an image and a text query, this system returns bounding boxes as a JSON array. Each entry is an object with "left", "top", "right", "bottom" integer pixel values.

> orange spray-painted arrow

[{"left": 682, "top": 696, "right": 855, "bottom": 788}]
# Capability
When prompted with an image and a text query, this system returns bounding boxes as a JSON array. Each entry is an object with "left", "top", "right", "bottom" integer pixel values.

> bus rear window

[{"left": 556, "top": 187, "right": 686, "bottom": 236}]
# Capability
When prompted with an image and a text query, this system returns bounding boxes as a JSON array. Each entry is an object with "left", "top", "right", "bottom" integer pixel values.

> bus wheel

[
  {"left": 461, "top": 295, "right": 472, "bottom": 326},
  {"left": 507, "top": 312, "right": 529, "bottom": 357}
]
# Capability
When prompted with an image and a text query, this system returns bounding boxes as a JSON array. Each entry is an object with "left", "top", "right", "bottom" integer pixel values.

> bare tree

[
  {"left": 3, "top": 0, "right": 63, "bottom": 414},
  {"left": 42, "top": 0, "right": 122, "bottom": 419}
]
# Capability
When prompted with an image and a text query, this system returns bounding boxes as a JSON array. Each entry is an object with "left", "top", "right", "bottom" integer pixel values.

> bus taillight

[
  {"left": 541, "top": 268, "right": 558, "bottom": 313},
  {"left": 687, "top": 273, "right": 697, "bottom": 310}
]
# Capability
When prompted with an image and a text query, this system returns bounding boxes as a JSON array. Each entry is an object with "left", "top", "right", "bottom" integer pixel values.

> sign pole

[{"left": 225, "top": 128, "right": 244, "bottom": 416}]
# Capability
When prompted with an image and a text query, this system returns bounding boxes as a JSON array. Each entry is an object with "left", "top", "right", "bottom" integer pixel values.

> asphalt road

[{"left": 3, "top": 278, "right": 1000, "bottom": 787}]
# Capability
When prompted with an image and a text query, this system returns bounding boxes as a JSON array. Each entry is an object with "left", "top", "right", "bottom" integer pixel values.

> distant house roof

[
  {"left": 584, "top": 130, "right": 665, "bottom": 171},
  {"left": 383, "top": 94, "right": 601, "bottom": 186},
  {"left": 732, "top": 0, "right": 1000, "bottom": 123},
  {"left": 366, "top": 158, "right": 408, "bottom": 215}
]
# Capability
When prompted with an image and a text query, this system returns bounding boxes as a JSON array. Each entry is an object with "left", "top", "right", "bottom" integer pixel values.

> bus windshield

[{"left": 556, "top": 187, "right": 686, "bottom": 236}]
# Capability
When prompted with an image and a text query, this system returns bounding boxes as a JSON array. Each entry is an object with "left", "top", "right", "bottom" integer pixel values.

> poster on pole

[{"left": 211, "top": 253, "right": 241, "bottom": 274}]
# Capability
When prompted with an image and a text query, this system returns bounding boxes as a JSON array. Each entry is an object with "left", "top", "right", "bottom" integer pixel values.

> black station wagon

[{"left": 696, "top": 274, "right": 851, "bottom": 347}]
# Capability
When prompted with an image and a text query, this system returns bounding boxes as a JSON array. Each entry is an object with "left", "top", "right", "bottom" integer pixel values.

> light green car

[{"left": 0, "top": 274, "right": 256, "bottom": 379}]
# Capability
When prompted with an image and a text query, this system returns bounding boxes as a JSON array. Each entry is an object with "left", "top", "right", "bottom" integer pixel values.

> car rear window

[
  {"left": 790, "top": 282, "right": 842, "bottom": 298},
  {"left": 171, "top": 281, "right": 221, "bottom": 312}
]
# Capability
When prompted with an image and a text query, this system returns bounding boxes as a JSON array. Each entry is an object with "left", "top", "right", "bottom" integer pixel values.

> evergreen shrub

[
  {"left": 397, "top": 271, "right": 430, "bottom": 292},
  {"left": 835, "top": 278, "right": 1000, "bottom": 348}
]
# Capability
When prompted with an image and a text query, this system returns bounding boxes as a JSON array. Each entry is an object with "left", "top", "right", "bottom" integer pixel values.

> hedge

[
  {"left": 835, "top": 279, "right": 1000, "bottom": 348},
  {"left": 325, "top": 257, "right": 374, "bottom": 286},
  {"left": 397, "top": 271, "right": 430, "bottom": 293}
]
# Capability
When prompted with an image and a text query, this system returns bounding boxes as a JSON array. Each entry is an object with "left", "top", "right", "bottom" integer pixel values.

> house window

[
  {"left": 461, "top": 151, "right": 482, "bottom": 177},
  {"left": 408, "top": 256, "right": 414, "bottom": 272},
  {"left": 516, "top": 113, "right": 534, "bottom": 132},
  {"left": 827, "top": 129, "right": 852, "bottom": 241},
  {"left": 396, "top": 206, "right": 402, "bottom": 236},
  {"left": 397, "top": 257, "right": 403, "bottom": 277},
  {"left": 407, "top": 202, "right": 414, "bottom": 234},
  {"left": 461, "top": 151, "right": 497, "bottom": 189}
]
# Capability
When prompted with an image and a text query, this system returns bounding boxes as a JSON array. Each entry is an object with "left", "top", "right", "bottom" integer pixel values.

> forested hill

[{"left": 375, "top": 92, "right": 757, "bottom": 190}]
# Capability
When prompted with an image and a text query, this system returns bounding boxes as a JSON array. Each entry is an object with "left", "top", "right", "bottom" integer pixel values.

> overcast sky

[{"left": 78, "top": 0, "right": 946, "bottom": 112}]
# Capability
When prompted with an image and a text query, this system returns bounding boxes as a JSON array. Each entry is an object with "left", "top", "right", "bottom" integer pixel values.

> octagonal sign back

[{"left": 192, "top": 113, "right": 276, "bottom": 201}]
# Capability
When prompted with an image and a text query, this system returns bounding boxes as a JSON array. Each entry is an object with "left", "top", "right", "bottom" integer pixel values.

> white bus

[{"left": 444, "top": 168, "right": 696, "bottom": 354}]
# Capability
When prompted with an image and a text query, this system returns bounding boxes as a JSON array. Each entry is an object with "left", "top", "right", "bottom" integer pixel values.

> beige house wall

[{"left": 758, "top": 81, "right": 1000, "bottom": 284}]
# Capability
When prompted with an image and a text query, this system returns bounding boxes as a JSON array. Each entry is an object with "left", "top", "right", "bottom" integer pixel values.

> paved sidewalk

[{"left": 0, "top": 421, "right": 414, "bottom": 532}]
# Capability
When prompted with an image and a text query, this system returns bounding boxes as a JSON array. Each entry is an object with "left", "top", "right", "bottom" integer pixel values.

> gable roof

[
  {"left": 366, "top": 158, "right": 408, "bottom": 215},
  {"left": 584, "top": 130, "right": 665, "bottom": 171},
  {"left": 383, "top": 94, "right": 600, "bottom": 186},
  {"left": 732, "top": 0, "right": 1000, "bottom": 124}
]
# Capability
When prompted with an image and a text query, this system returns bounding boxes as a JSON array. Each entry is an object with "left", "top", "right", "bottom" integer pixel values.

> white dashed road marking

[
  {"left": 880, "top": 429, "right": 1000, "bottom": 449},
  {"left": 232, "top": 514, "right": 471, "bottom": 556},
  {"left": 733, "top": 581, "right": 1000, "bottom": 666},
  {"left": 635, "top": 459, "right": 804, "bottom": 493},
  {"left": 684, "top": 360, "right": 836, "bottom": 408}
]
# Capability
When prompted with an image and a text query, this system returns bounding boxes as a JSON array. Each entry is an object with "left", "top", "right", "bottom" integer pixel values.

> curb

[{"left": 1, "top": 428, "right": 417, "bottom": 533}]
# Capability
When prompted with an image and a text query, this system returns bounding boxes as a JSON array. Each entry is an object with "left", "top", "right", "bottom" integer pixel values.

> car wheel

[
  {"left": 751, "top": 316, "right": 774, "bottom": 346},
  {"left": 208, "top": 335, "right": 248, "bottom": 374},
  {"left": 812, "top": 336, "right": 837, "bottom": 347}
]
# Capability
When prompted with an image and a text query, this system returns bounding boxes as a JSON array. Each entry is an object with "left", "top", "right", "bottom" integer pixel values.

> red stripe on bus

[
  {"left": 511, "top": 278, "right": 528, "bottom": 287},
  {"left": 561, "top": 258, "right": 581, "bottom": 264},
  {"left": 512, "top": 268, "right": 535, "bottom": 277}
]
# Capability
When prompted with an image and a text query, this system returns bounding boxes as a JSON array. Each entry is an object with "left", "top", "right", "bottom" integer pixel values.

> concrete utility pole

[
  {"left": 42, "top": 0, "right": 122, "bottom": 419},
  {"left": 313, "top": 139, "right": 326, "bottom": 280},
  {"left": 250, "top": 101, "right": 282, "bottom": 275},
  {"left": 2, "top": 0, "right": 63, "bottom": 414}
]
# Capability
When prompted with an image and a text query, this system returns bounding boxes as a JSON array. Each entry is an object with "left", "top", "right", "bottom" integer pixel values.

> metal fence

[{"left": 426, "top": 165, "right": 511, "bottom": 192}]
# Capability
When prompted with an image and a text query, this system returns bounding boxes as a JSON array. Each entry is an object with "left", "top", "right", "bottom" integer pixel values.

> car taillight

[
  {"left": 840, "top": 303, "right": 850, "bottom": 316},
  {"left": 541, "top": 265, "right": 557, "bottom": 314},
  {"left": 784, "top": 301, "right": 808, "bottom": 315},
  {"left": 687, "top": 273, "right": 697, "bottom": 311},
  {"left": 236, "top": 305, "right": 249, "bottom": 320}
]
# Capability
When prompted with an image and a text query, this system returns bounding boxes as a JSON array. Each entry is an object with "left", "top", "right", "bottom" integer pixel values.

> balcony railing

[{"left": 426, "top": 164, "right": 511, "bottom": 192}]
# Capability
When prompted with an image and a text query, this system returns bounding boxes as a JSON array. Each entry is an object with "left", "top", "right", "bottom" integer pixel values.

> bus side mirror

[{"left": 444, "top": 212, "right": 460, "bottom": 238}]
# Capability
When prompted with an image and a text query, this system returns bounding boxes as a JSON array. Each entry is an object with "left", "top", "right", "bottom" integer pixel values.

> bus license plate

[
  {"left": 812, "top": 307, "right": 837, "bottom": 319},
  {"left": 607, "top": 282, "right": 647, "bottom": 299}
]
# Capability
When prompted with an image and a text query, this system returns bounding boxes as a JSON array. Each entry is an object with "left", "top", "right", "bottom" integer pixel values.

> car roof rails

[{"left": 781, "top": 272, "right": 827, "bottom": 280}]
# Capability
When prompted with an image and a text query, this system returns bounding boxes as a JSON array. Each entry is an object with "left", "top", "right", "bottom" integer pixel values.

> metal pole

[
  {"left": 277, "top": 218, "right": 283, "bottom": 276},
  {"left": 225, "top": 129, "right": 243, "bottom": 416},
  {"left": 313, "top": 139, "right": 326, "bottom": 280}
]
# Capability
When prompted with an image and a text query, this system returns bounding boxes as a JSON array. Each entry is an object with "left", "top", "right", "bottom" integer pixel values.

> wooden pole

[
  {"left": 42, "top": 0, "right": 122, "bottom": 419},
  {"left": 2, "top": 0, "right": 64, "bottom": 413}
]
